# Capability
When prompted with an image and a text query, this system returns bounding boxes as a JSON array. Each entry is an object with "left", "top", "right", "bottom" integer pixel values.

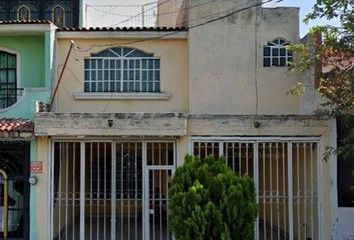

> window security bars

[
  {"left": 84, "top": 47, "right": 160, "bottom": 93},
  {"left": 52, "top": 141, "right": 174, "bottom": 240},
  {"left": 263, "top": 38, "right": 293, "bottom": 67},
  {"left": 193, "top": 140, "right": 319, "bottom": 240},
  {"left": 0, "top": 51, "right": 17, "bottom": 109}
]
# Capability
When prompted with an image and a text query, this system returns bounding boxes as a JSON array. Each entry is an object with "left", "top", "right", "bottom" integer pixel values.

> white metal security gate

[
  {"left": 192, "top": 138, "right": 320, "bottom": 240},
  {"left": 51, "top": 140, "right": 175, "bottom": 240}
]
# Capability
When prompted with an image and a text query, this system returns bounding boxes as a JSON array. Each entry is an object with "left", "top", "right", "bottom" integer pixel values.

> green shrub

[{"left": 169, "top": 155, "right": 258, "bottom": 240}]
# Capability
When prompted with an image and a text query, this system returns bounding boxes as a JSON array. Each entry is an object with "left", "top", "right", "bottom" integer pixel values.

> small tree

[{"left": 169, "top": 155, "right": 258, "bottom": 240}]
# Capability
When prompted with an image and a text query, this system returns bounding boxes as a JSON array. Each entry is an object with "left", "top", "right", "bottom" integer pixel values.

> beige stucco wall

[
  {"left": 187, "top": 1, "right": 305, "bottom": 115},
  {"left": 35, "top": 137, "right": 50, "bottom": 240},
  {"left": 54, "top": 37, "right": 188, "bottom": 113}
]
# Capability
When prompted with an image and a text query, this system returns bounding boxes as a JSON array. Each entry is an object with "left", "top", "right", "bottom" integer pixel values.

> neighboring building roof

[
  {"left": 0, "top": 118, "right": 34, "bottom": 133},
  {"left": 0, "top": 20, "right": 52, "bottom": 25},
  {"left": 58, "top": 26, "right": 187, "bottom": 32}
]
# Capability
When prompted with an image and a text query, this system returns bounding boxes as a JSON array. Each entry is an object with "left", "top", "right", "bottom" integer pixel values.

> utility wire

[
  {"left": 74, "top": 0, "right": 281, "bottom": 51},
  {"left": 107, "top": 0, "right": 172, "bottom": 27},
  {"left": 58, "top": 0, "right": 282, "bottom": 113}
]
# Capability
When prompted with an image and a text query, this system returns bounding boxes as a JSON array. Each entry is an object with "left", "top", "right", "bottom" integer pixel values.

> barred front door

[{"left": 52, "top": 140, "right": 175, "bottom": 240}]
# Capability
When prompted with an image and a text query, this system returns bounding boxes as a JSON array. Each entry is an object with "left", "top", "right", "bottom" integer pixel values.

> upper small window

[
  {"left": 0, "top": 51, "right": 17, "bottom": 109},
  {"left": 84, "top": 47, "right": 160, "bottom": 93},
  {"left": 17, "top": 5, "right": 30, "bottom": 21},
  {"left": 52, "top": 5, "right": 65, "bottom": 28},
  {"left": 263, "top": 38, "right": 293, "bottom": 67}
]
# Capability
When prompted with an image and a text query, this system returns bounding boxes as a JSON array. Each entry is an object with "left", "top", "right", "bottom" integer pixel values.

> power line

[
  {"left": 107, "top": 0, "right": 172, "bottom": 27},
  {"left": 74, "top": 0, "right": 280, "bottom": 51}
]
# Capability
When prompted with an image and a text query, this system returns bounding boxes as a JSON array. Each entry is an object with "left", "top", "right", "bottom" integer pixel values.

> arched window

[
  {"left": 17, "top": 5, "right": 30, "bottom": 21},
  {"left": 84, "top": 47, "right": 160, "bottom": 93},
  {"left": 52, "top": 5, "right": 65, "bottom": 28},
  {"left": 0, "top": 51, "right": 17, "bottom": 109},
  {"left": 263, "top": 38, "right": 293, "bottom": 67}
]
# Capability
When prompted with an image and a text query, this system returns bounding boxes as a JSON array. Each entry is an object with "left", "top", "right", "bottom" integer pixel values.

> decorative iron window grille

[
  {"left": 52, "top": 5, "right": 64, "bottom": 28},
  {"left": 17, "top": 5, "right": 30, "bottom": 21},
  {"left": 0, "top": 51, "right": 17, "bottom": 109},
  {"left": 263, "top": 38, "right": 293, "bottom": 67},
  {"left": 84, "top": 47, "right": 161, "bottom": 93}
]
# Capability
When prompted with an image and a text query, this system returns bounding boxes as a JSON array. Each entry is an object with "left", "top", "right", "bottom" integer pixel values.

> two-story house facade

[
  {"left": 31, "top": 0, "right": 337, "bottom": 239},
  {"left": 0, "top": 20, "right": 56, "bottom": 240}
]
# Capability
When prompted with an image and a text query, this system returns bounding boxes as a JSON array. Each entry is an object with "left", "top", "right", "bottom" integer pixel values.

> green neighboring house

[{"left": 0, "top": 20, "right": 55, "bottom": 240}]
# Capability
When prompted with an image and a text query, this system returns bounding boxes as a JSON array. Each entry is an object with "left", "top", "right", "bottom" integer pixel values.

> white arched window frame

[
  {"left": 84, "top": 47, "right": 161, "bottom": 93},
  {"left": 52, "top": 5, "right": 65, "bottom": 28},
  {"left": 0, "top": 48, "right": 21, "bottom": 110},
  {"left": 17, "top": 5, "right": 31, "bottom": 21},
  {"left": 263, "top": 38, "right": 293, "bottom": 67}
]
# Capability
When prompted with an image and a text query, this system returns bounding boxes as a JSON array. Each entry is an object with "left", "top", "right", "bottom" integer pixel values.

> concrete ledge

[
  {"left": 35, "top": 112, "right": 187, "bottom": 136},
  {"left": 73, "top": 92, "right": 171, "bottom": 100}
]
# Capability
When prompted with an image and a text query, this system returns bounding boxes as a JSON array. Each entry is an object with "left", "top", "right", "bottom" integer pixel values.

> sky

[
  {"left": 264, "top": 0, "right": 340, "bottom": 37},
  {"left": 85, "top": 0, "right": 340, "bottom": 37}
]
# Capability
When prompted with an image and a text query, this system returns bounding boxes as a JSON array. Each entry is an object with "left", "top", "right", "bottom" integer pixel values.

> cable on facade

[{"left": 49, "top": 41, "right": 75, "bottom": 112}]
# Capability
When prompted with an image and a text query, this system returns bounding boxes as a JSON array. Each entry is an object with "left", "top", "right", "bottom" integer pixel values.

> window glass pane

[
  {"left": 280, "top": 57, "right": 286, "bottom": 66},
  {"left": 288, "top": 51, "right": 293, "bottom": 57},
  {"left": 142, "top": 81, "right": 147, "bottom": 92},
  {"left": 116, "top": 70, "right": 121, "bottom": 80},
  {"left": 84, "top": 82, "right": 90, "bottom": 92},
  {"left": 116, "top": 60, "right": 121, "bottom": 69},
  {"left": 148, "top": 82, "right": 154, "bottom": 92},
  {"left": 8, "top": 55, "right": 16, "bottom": 68},
  {"left": 97, "top": 82, "right": 103, "bottom": 92},
  {"left": 91, "top": 83, "right": 96, "bottom": 92},
  {"left": 0, "top": 70, "right": 6, "bottom": 83},
  {"left": 129, "top": 70, "right": 134, "bottom": 80},
  {"left": 155, "top": 82, "right": 160, "bottom": 92},
  {"left": 263, "top": 58, "right": 270, "bottom": 67},
  {"left": 90, "top": 59, "right": 96, "bottom": 68},
  {"left": 123, "top": 70, "right": 128, "bottom": 80},
  {"left": 280, "top": 48, "right": 286, "bottom": 56},
  {"left": 110, "top": 70, "right": 115, "bottom": 80},
  {"left": 110, "top": 82, "right": 115, "bottom": 91},
  {"left": 123, "top": 82, "right": 128, "bottom": 91},
  {"left": 104, "top": 70, "right": 109, "bottom": 80},
  {"left": 154, "top": 70, "right": 160, "bottom": 81},
  {"left": 148, "top": 70, "right": 153, "bottom": 80},
  {"left": 142, "top": 71, "right": 147, "bottom": 81},
  {"left": 129, "top": 60, "right": 134, "bottom": 69},
  {"left": 110, "top": 59, "right": 115, "bottom": 68},
  {"left": 104, "top": 82, "right": 109, "bottom": 92},
  {"left": 97, "top": 59, "right": 103, "bottom": 69},
  {"left": 8, "top": 70, "right": 15, "bottom": 83},
  {"left": 84, "top": 59, "right": 90, "bottom": 69},
  {"left": 104, "top": 59, "right": 109, "bottom": 68},
  {"left": 155, "top": 60, "right": 160, "bottom": 69},
  {"left": 129, "top": 82, "right": 134, "bottom": 91},
  {"left": 135, "top": 60, "right": 140, "bottom": 68},
  {"left": 97, "top": 70, "right": 103, "bottom": 80},
  {"left": 272, "top": 48, "right": 279, "bottom": 56},
  {"left": 91, "top": 70, "right": 96, "bottom": 80},
  {"left": 148, "top": 60, "right": 154, "bottom": 69},
  {"left": 135, "top": 82, "right": 140, "bottom": 91},
  {"left": 135, "top": 70, "right": 140, "bottom": 80},
  {"left": 123, "top": 60, "right": 128, "bottom": 69},
  {"left": 0, "top": 54, "right": 7, "bottom": 68},
  {"left": 263, "top": 47, "right": 270, "bottom": 57},
  {"left": 272, "top": 58, "right": 279, "bottom": 66},
  {"left": 84, "top": 70, "right": 90, "bottom": 81},
  {"left": 142, "top": 59, "right": 147, "bottom": 69}
]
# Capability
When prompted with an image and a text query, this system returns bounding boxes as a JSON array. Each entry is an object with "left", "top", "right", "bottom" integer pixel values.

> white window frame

[
  {"left": 263, "top": 38, "right": 293, "bottom": 67},
  {"left": 0, "top": 47, "right": 23, "bottom": 112},
  {"left": 84, "top": 48, "right": 161, "bottom": 94}
]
